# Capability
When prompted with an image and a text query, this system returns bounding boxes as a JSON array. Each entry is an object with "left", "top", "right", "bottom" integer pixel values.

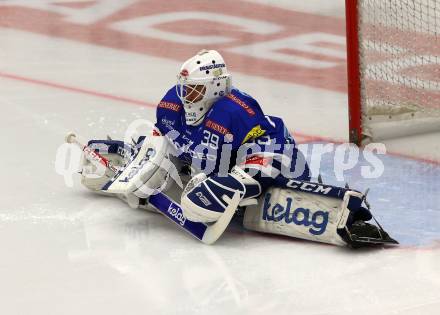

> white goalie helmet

[{"left": 176, "top": 49, "right": 231, "bottom": 126}]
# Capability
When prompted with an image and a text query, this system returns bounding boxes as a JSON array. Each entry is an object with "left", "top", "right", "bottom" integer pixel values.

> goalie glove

[
  {"left": 101, "top": 132, "right": 182, "bottom": 198},
  {"left": 80, "top": 139, "right": 132, "bottom": 191},
  {"left": 80, "top": 130, "right": 183, "bottom": 208},
  {"left": 181, "top": 166, "right": 262, "bottom": 223}
]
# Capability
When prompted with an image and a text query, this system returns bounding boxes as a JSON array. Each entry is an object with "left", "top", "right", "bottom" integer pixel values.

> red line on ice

[{"left": 0, "top": 72, "right": 155, "bottom": 109}]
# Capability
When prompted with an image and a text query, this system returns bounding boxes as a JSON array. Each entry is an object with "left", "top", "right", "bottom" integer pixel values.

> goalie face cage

[{"left": 346, "top": 0, "right": 440, "bottom": 145}]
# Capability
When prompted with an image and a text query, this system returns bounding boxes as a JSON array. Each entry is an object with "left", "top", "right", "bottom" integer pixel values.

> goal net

[{"left": 346, "top": 0, "right": 440, "bottom": 144}]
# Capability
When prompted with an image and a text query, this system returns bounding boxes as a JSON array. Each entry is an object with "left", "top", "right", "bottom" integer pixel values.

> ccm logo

[{"left": 286, "top": 180, "right": 333, "bottom": 195}]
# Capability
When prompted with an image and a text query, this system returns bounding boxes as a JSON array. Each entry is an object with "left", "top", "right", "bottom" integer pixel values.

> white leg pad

[{"left": 243, "top": 187, "right": 353, "bottom": 246}]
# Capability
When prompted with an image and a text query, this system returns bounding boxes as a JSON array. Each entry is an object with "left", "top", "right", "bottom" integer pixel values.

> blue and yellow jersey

[{"left": 155, "top": 86, "right": 295, "bottom": 173}]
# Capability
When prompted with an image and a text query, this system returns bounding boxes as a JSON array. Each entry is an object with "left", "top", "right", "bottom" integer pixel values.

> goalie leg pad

[{"left": 243, "top": 187, "right": 359, "bottom": 246}]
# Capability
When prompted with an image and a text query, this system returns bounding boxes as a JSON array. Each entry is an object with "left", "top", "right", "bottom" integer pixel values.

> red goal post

[{"left": 345, "top": 0, "right": 440, "bottom": 145}]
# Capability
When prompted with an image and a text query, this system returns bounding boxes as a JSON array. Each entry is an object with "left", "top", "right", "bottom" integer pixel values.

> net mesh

[{"left": 357, "top": 0, "right": 440, "bottom": 130}]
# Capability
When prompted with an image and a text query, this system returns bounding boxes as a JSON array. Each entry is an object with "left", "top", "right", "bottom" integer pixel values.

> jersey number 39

[{"left": 202, "top": 130, "right": 220, "bottom": 149}]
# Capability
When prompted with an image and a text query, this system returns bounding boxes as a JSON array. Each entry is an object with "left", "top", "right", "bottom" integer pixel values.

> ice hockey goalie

[{"left": 75, "top": 49, "right": 398, "bottom": 248}]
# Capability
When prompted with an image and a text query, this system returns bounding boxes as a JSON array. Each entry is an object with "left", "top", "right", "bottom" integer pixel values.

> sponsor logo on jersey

[
  {"left": 186, "top": 149, "right": 217, "bottom": 161},
  {"left": 226, "top": 94, "right": 256, "bottom": 116},
  {"left": 199, "top": 63, "right": 226, "bottom": 71},
  {"left": 161, "top": 118, "right": 175, "bottom": 130},
  {"left": 205, "top": 119, "right": 230, "bottom": 135},
  {"left": 158, "top": 101, "right": 181, "bottom": 112},
  {"left": 167, "top": 204, "right": 186, "bottom": 226},
  {"left": 262, "top": 193, "right": 329, "bottom": 236},
  {"left": 181, "top": 134, "right": 192, "bottom": 142},
  {"left": 165, "top": 133, "right": 217, "bottom": 162},
  {"left": 241, "top": 125, "right": 266, "bottom": 144},
  {"left": 243, "top": 155, "right": 270, "bottom": 167}
]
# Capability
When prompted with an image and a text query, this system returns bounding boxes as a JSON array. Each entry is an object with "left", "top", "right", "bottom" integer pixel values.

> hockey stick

[
  {"left": 65, "top": 132, "right": 240, "bottom": 244},
  {"left": 65, "top": 132, "right": 118, "bottom": 173}
]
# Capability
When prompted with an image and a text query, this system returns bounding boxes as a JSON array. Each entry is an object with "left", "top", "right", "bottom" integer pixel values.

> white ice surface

[
  {"left": 0, "top": 28, "right": 349, "bottom": 141},
  {"left": 0, "top": 2, "right": 439, "bottom": 315},
  {"left": 1, "top": 63, "right": 440, "bottom": 315}
]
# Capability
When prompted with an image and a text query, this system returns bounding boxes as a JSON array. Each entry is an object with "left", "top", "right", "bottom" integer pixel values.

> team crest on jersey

[
  {"left": 205, "top": 119, "right": 230, "bottom": 135},
  {"left": 226, "top": 94, "right": 256, "bottom": 116},
  {"left": 161, "top": 118, "right": 175, "bottom": 130},
  {"left": 158, "top": 101, "right": 181, "bottom": 112},
  {"left": 242, "top": 125, "right": 266, "bottom": 144}
]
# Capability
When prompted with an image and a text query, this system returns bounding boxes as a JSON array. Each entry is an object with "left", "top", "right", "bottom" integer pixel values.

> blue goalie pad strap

[
  {"left": 207, "top": 175, "right": 245, "bottom": 197},
  {"left": 347, "top": 194, "right": 362, "bottom": 209},
  {"left": 87, "top": 140, "right": 133, "bottom": 157},
  {"left": 285, "top": 180, "right": 372, "bottom": 221},
  {"left": 347, "top": 194, "right": 373, "bottom": 222},
  {"left": 208, "top": 174, "right": 243, "bottom": 192},
  {"left": 242, "top": 181, "right": 261, "bottom": 199},
  {"left": 285, "top": 179, "right": 358, "bottom": 200}
]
